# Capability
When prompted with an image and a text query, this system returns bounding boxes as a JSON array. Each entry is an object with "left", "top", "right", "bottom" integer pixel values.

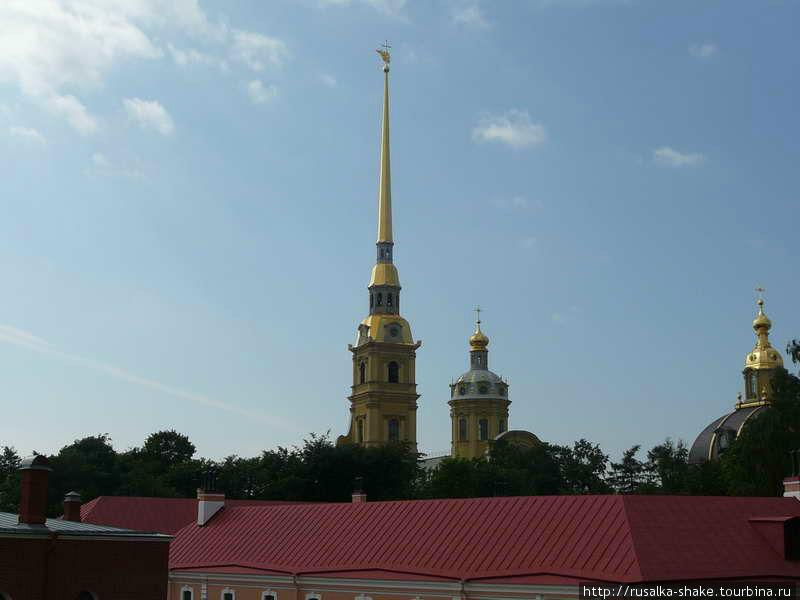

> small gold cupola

[
  {"left": 469, "top": 313, "right": 490, "bottom": 351},
  {"left": 739, "top": 288, "right": 783, "bottom": 408}
]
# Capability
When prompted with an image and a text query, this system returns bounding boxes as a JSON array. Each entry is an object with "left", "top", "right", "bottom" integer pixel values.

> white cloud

[
  {"left": 492, "top": 196, "right": 544, "bottom": 209},
  {"left": 232, "top": 30, "right": 289, "bottom": 71},
  {"left": 92, "top": 152, "right": 111, "bottom": 168},
  {"left": 453, "top": 3, "right": 489, "bottom": 28},
  {"left": 167, "top": 43, "right": 227, "bottom": 71},
  {"left": 0, "top": 2, "right": 286, "bottom": 133},
  {"left": 319, "top": 0, "right": 408, "bottom": 17},
  {"left": 45, "top": 94, "right": 99, "bottom": 135},
  {"left": 246, "top": 80, "right": 278, "bottom": 104},
  {"left": 652, "top": 146, "right": 705, "bottom": 168},
  {"left": 9, "top": 125, "right": 46, "bottom": 145},
  {"left": 320, "top": 73, "right": 338, "bottom": 87},
  {"left": 123, "top": 98, "right": 174, "bottom": 135},
  {"left": 89, "top": 152, "right": 144, "bottom": 179},
  {"left": 689, "top": 42, "right": 718, "bottom": 59},
  {"left": 0, "top": 323, "right": 296, "bottom": 430},
  {"left": 473, "top": 110, "right": 546, "bottom": 149},
  {"left": 520, "top": 236, "right": 537, "bottom": 249}
]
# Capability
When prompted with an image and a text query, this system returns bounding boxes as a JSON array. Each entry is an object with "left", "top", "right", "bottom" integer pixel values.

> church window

[
  {"left": 478, "top": 385, "right": 488, "bottom": 394},
  {"left": 222, "top": 590, "right": 235, "bottom": 600},
  {"left": 388, "top": 419, "right": 399, "bottom": 442},
  {"left": 377, "top": 293, "right": 383, "bottom": 306},
  {"left": 748, "top": 372, "right": 757, "bottom": 398},
  {"left": 498, "top": 386, "right": 504, "bottom": 395},
  {"left": 499, "top": 419, "right": 506, "bottom": 434},
  {"left": 181, "top": 587, "right": 194, "bottom": 600},
  {"left": 388, "top": 361, "right": 399, "bottom": 383},
  {"left": 387, "top": 293, "right": 393, "bottom": 307},
  {"left": 459, "top": 418, "right": 467, "bottom": 441},
  {"left": 357, "top": 419, "right": 364, "bottom": 443},
  {"left": 359, "top": 361, "right": 366, "bottom": 384},
  {"left": 459, "top": 386, "right": 466, "bottom": 395},
  {"left": 479, "top": 419, "right": 488, "bottom": 441},
  {"left": 262, "top": 593, "right": 277, "bottom": 600}
]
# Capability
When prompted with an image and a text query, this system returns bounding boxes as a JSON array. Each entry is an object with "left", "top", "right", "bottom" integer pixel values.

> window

[
  {"left": 305, "top": 594, "right": 322, "bottom": 600},
  {"left": 388, "top": 361, "right": 399, "bottom": 383},
  {"left": 370, "top": 294, "right": 374, "bottom": 308},
  {"left": 478, "top": 385, "right": 488, "bottom": 394},
  {"left": 377, "top": 293, "right": 383, "bottom": 306},
  {"left": 498, "top": 419, "right": 506, "bottom": 434},
  {"left": 388, "top": 419, "right": 399, "bottom": 442},
  {"left": 479, "top": 419, "right": 488, "bottom": 441},
  {"left": 262, "top": 591, "right": 277, "bottom": 600},
  {"left": 387, "top": 293, "right": 393, "bottom": 307},
  {"left": 459, "top": 418, "right": 467, "bottom": 441},
  {"left": 181, "top": 587, "right": 194, "bottom": 600},
  {"left": 359, "top": 361, "right": 366, "bottom": 384},
  {"left": 222, "top": 589, "right": 235, "bottom": 600},
  {"left": 459, "top": 386, "right": 466, "bottom": 395},
  {"left": 748, "top": 372, "right": 757, "bottom": 398},
  {"left": 357, "top": 419, "right": 364, "bottom": 443}
]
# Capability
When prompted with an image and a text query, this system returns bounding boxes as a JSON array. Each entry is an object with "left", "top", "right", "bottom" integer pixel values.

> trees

[
  {"left": 606, "top": 445, "right": 646, "bottom": 494},
  {"left": 0, "top": 446, "right": 21, "bottom": 512},
  {"left": 552, "top": 439, "right": 610, "bottom": 494},
  {"left": 721, "top": 367, "right": 800, "bottom": 496}
]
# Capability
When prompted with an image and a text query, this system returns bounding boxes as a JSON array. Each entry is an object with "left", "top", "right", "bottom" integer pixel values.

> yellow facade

[
  {"left": 449, "top": 319, "right": 510, "bottom": 460},
  {"left": 337, "top": 47, "right": 421, "bottom": 450}
]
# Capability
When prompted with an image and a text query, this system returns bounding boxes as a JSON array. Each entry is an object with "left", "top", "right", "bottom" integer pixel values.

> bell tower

[
  {"left": 337, "top": 44, "right": 422, "bottom": 450},
  {"left": 737, "top": 289, "right": 783, "bottom": 409}
]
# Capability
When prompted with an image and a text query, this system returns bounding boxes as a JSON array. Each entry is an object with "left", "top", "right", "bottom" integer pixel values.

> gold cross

[
  {"left": 474, "top": 305, "right": 482, "bottom": 325},
  {"left": 382, "top": 40, "right": 392, "bottom": 52},
  {"left": 755, "top": 286, "right": 765, "bottom": 302}
]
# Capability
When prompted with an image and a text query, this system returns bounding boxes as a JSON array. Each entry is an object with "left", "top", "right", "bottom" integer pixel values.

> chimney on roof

[
  {"left": 785, "top": 450, "right": 800, "bottom": 499},
  {"left": 197, "top": 488, "right": 225, "bottom": 526},
  {"left": 63, "top": 491, "right": 82, "bottom": 522},
  {"left": 352, "top": 476, "right": 367, "bottom": 503},
  {"left": 18, "top": 455, "right": 52, "bottom": 525}
]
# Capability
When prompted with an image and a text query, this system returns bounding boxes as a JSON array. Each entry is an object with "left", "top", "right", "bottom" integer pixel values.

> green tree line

[{"left": 1, "top": 342, "right": 798, "bottom": 516}]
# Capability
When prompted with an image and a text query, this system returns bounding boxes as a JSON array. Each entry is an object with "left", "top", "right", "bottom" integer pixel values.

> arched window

[
  {"left": 262, "top": 591, "right": 277, "bottom": 600},
  {"left": 359, "top": 361, "right": 366, "bottom": 384},
  {"left": 388, "top": 361, "right": 399, "bottom": 383},
  {"left": 748, "top": 372, "right": 757, "bottom": 398},
  {"left": 357, "top": 419, "right": 364, "bottom": 443},
  {"left": 459, "top": 386, "right": 466, "bottom": 395},
  {"left": 387, "top": 293, "right": 393, "bottom": 307},
  {"left": 388, "top": 419, "right": 399, "bottom": 442},
  {"left": 459, "top": 418, "right": 468, "bottom": 441},
  {"left": 222, "top": 589, "right": 235, "bottom": 600},
  {"left": 181, "top": 586, "right": 194, "bottom": 600},
  {"left": 498, "top": 419, "right": 506, "bottom": 434},
  {"left": 376, "top": 293, "right": 383, "bottom": 306},
  {"left": 479, "top": 419, "right": 488, "bottom": 441}
]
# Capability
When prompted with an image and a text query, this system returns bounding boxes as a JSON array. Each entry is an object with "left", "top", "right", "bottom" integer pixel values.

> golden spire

[
  {"left": 376, "top": 41, "right": 392, "bottom": 243},
  {"left": 469, "top": 305, "right": 490, "bottom": 351}
]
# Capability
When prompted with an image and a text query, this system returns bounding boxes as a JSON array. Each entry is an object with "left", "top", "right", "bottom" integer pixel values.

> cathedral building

[
  {"left": 338, "top": 48, "right": 541, "bottom": 460},
  {"left": 689, "top": 295, "right": 785, "bottom": 463},
  {"left": 337, "top": 47, "right": 422, "bottom": 450}
]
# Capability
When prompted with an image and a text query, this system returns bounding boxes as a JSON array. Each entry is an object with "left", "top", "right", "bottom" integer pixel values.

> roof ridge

[{"left": 618, "top": 496, "right": 646, "bottom": 581}]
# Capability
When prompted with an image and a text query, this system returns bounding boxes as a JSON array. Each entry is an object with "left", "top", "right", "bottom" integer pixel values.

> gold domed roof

[
  {"left": 752, "top": 299, "right": 771, "bottom": 330},
  {"left": 745, "top": 295, "right": 783, "bottom": 371},
  {"left": 469, "top": 320, "right": 489, "bottom": 351}
]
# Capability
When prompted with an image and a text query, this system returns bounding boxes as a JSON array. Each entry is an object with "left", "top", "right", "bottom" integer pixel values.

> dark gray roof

[
  {"left": 0, "top": 511, "right": 169, "bottom": 538},
  {"left": 688, "top": 405, "right": 767, "bottom": 464},
  {"left": 456, "top": 369, "right": 503, "bottom": 384}
]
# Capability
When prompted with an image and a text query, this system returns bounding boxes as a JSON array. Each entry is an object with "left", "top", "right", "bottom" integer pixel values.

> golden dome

[
  {"left": 752, "top": 299, "right": 771, "bottom": 331},
  {"left": 469, "top": 320, "right": 489, "bottom": 351},
  {"left": 745, "top": 296, "right": 783, "bottom": 371}
]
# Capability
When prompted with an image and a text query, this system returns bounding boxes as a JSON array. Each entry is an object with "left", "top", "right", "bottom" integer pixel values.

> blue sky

[{"left": 0, "top": 0, "right": 797, "bottom": 465}]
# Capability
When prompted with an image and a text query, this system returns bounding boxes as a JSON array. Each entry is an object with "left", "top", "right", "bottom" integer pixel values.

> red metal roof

[
  {"left": 79, "top": 496, "right": 301, "bottom": 535},
  {"left": 168, "top": 495, "right": 800, "bottom": 583}
]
